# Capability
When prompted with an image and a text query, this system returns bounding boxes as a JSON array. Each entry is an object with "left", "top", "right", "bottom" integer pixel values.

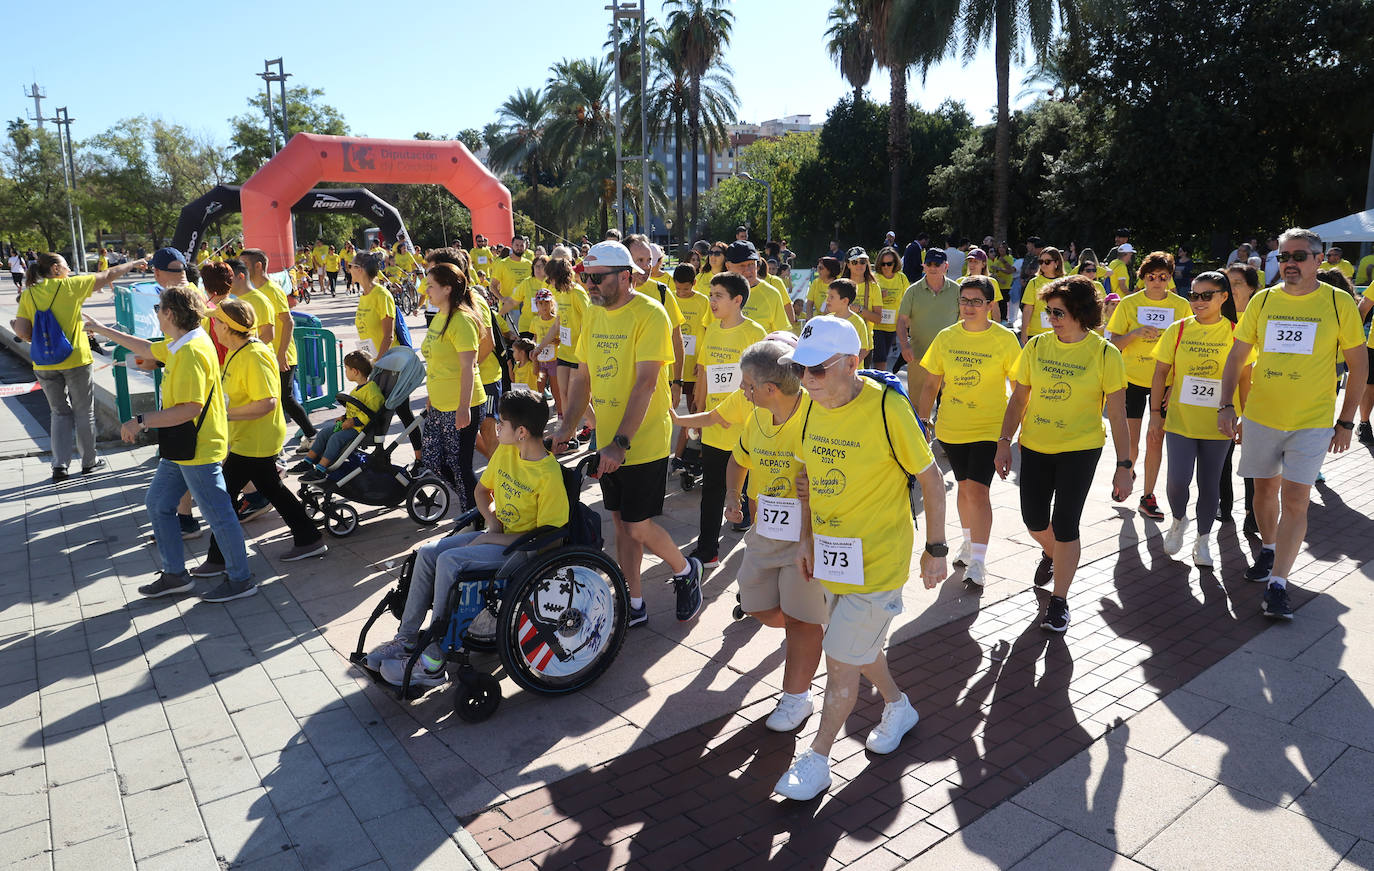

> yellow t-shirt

[
  {"left": 797, "top": 379, "right": 934, "bottom": 595},
  {"left": 510, "top": 276, "right": 547, "bottom": 334},
  {"left": 221, "top": 339, "right": 285, "bottom": 458},
  {"left": 1106, "top": 291, "right": 1194, "bottom": 387},
  {"left": 469, "top": 247, "right": 495, "bottom": 272},
  {"left": 919, "top": 321, "right": 1021, "bottom": 444},
  {"left": 252, "top": 280, "right": 297, "bottom": 366},
  {"left": 97, "top": 255, "right": 109, "bottom": 271},
  {"left": 195, "top": 249, "right": 211, "bottom": 266},
  {"left": 635, "top": 279, "right": 685, "bottom": 332},
  {"left": 1355, "top": 254, "right": 1374, "bottom": 286},
  {"left": 344, "top": 380, "right": 384, "bottom": 427},
  {"left": 733, "top": 391, "right": 812, "bottom": 501},
  {"left": 874, "top": 272, "right": 908, "bottom": 333},
  {"left": 421, "top": 308, "right": 487, "bottom": 412},
  {"left": 1364, "top": 286, "right": 1374, "bottom": 349},
  {"left": 470, "top": 296, "right": 500, "bottom": 386},
  {"left": 512, "top": 360, "right": 541, "bottom": 390},
  {"left": 696, "top": 317, "right": 767, "bottom": 450},
  {"left": 324, "top": 253, "right": 341, "bottom": 272},
  {"left": 693, "top": 270, "right": 715, "bottom": 297},
  {"left": 807, "top": 276, "right": 829, "bottom": 312},
  {"left": 151, "top": 330, "right": 228, "bottom": 466},
  {"left": 1022, "top": 274, "right": 1056, "bottom": 338},
  {"left": 1152, "top": 317, "right": 1242, "bottom": 440},
  {"left": 763, "top": 274, "right": 793, "bottom": 321},
  {"left": 743, "top": 280, "right": 791, "bottom": 334},
  {"left": 700, "top": 387, "right": 752, "bottom": 452},
  {"left": 832, "top": 309, "right": 871, "bottom": 352},
  {"left": 18, "top": 275, "right": 98, "bottom": 370},
  {"left": 673, "top": 290, "right": 712, "bottom": 378},
  {"left": 496, "top": 257, "right": 533, "bottom": 297},
  {"left": 574, "top": 293, "right": 674, "bottom": 465},
  {"left": 1107, "top": 259, "right": 1131, "bottom": 295},
  {"left": 311, "top": 245, "right": 328, "bottom": 268},
  {"left": 1235, "top": 284, "right": 1364, "bottom": 431},
  {"left": 1012, "top": 331, "right": 1127, "bottom": 453},
  {"left": 395, "top": 250, "right": 418, "bottom": 273},
  {"left": 1325, "top": 259, "right": 1355, "bottom": 280},
  {"left": 553, "top": 283, "right": 590, "bottom": 364},
  {"left": 237, "top": 288, "right": 277, "bottom": 352},
  {"left": 478, "top": 445, "right": 569, "bottom": 534},
  {"left": 355, "top": 286, "right": 397, "bottom": 354}
]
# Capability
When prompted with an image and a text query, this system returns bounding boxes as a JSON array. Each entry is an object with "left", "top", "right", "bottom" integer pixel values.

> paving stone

[
  {"left": 214, "top": 664, "right": 282, "bottom": 713},
  {"left": 251, "top": 744, "right": 339, "bottom": 815},
  {"left": 1334, "top": 840, "right": 1374, "bottom": 871},
  {"left": 1293, "top": 746, "right": 1374, "bottom": 842},
  {"left": 100, "top": 688, "right": 170, "bottom": 746},
  {"left": 44, "top": 725, "right": 114, "bottom": 787},
  {"left": 905, "top": 803, "right": 1060, "bottom": 870},
  {"left": 1293, "top": 677, "right": 1374, "bottom": 754},
  {"left": 329, "top": 750, "right": 421, "bottom": 823},
  {"left": 1182, "top": 649, "right": 1338, "bottom": 724},
  {"left": 123, "top": 779, "right": 208, "bottom": 860},
  {"left": 133, "top": 838, "right": 220, "bottom": 871},
  {"left": 39, "top": 681, "right": 103, "bottom": 737},
  {"left": 49, "top": 770, "right": 125, "bottom": 848},
  {"left": 1295, "top": 625, "right": 1374, "bottom": 685},
  {"left": 1103, "top": 690, "right": 1227, "bottom": 758},
  {"left": 51, "top": 831, "right": 135, "bottom": 871},
  {"left": 362, "top": 806, "right": 477, "bottom": 871},
  {"left": 181, "top": 735, "right": 261, "bottom": 804},
  {"left": 163, "top": 689, "right": 238, "bottom": 750},
  {"left": 0, "top": 820, "right": 51, "bottom": 870},
  {"left": 0, "top": 680, "right": 40, "bottom": 727},
  {"left": 110, "top": 729, "right": 185, "bottom": 795},
  {"left": 298, "top": 707, "right": 378, "bottom": 765},
  {"left": 230, "top": 700, "right": 305, "bottom": 758},
  {"left": 198, "top": 786, "right": 295, "bottom": 865},
  {"left": 279, "top": 795, "right": 380, "bottom": 871},
  {"left": 1010, "top": 830, "right": 1146, "bottom": 870},
  {"left": 0, "top": 765, "right": 51, "bottom": 838},
  {"left": 272, "top": 670, "right": 345, "bottom": 720}
]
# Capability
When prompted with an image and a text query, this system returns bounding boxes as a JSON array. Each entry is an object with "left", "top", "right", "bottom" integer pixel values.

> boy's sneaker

[
  {"left": 236, "top": 494, "right": 272, "bottom": 522},
  {"left": 774, "top": 749, "right": 832, "bottom": 801},
  {"left": 179, "top": 513, "right": 202, "bottom": 540},
  {"left": 1041, "top": 595, "right": 1070, "bottom": 632},
  {"left": 287, "top": 460, "right": 314, "bottom": 476},
  {"left": 765, "top": 694, "right": 814, "bottom": 732},
  {"left": 953, "top": 540, "right": 972, "bottom": 568},
  {"left": 364, "top": 634, "right": 413, "bottom": 673},
  {"left": 866, "top": 693, "right": 919, "bottom": 753},
  {"left": 1262, "top": 583, "right": 1293, "bottom": 620},
  {"left": 965, "top": 560, "right": 987, "bottom": 587},
  {"left": 688, "top": 550, "right": 720, "bottom": 570},
  {"left": 201, "top": 578, "right": 258, "bottom": 603},
  {"left": 1033, "top": 552, "right": 1054, "bottom": 587},
  {"left": 1245, "top": 548, "right": 1275, "bottom": 583},
  {"left": 627, "top": 601, "right": 648, "bottom": 628},
  {"left": 1358, "top": 421, "right": 1374, "bottom": 445},
  {"left": 668, "top": 557, "right": 704, "bottom": 622},
  {"left": 280, "top": 540, "right": 328, "bottom": 562},
  {"left": 299, "top": 468, "right": 326, "bottom": 484},
  {"left": 189, "top": 560, "right": 226, "bottom": 579},
  {"left": 379, "top": 652, "right": 447, "bottom": 689},
  {"left": 1138, "top": 493, "right": 1165, "bottom": 521},
  {"left": 294, "top": 436, "right": 312, "bottom": 454},
  {"left": 137, "top": 571, "right": 194, "bottom": 598},
  {"left": 1162, "top": 517, "right": 1186, "bottom": 555},
  {"left": 576, "top": 425, "right": 593, "bottom": 441}
]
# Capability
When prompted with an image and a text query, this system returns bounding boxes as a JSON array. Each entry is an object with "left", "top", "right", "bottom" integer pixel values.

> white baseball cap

[
  {"left": 582, "top": 240, "right": 634, "bottom": 269},
  {"left": 780, "top": 315, "right": 861, "bottom": 367},
  {"left": 650, "top": 243, "right": 665, "bottom": 265},
  {"left": 1118, "top": 243, "right": 1136, "bottom": 254}
]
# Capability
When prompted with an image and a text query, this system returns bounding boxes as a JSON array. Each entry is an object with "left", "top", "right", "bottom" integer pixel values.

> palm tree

[
  {"left": 546, "top": 58, "right": 615, "bottom": 168},
  {"left": 825, "top": 1, "right": 875, "bottom": 106},
  {"left": 664, "top": 0, "right": 735, "bottom": 241},
  {"left": 488, "top": 88, "right": 552, "bottom": 249},
  {"left": 557, "top": 141, "right": 671, "bottom": 241}
]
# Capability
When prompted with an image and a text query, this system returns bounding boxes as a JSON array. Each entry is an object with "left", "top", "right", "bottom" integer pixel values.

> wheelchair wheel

[
  {"left": 324, "top": 503, "right": 359, "bottom": 537},
  {"left": 496, "top": 546, "right": 629, "bottom": 695},
  {"left": 453, "top": 671, "right": 501, "bottom": 722},
  {"left": 406, "top": 479, "right": 449, "bottom": 525}
]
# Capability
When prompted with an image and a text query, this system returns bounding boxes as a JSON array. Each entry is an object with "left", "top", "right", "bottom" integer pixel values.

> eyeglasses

[
  {"left": 1039, "top": 258, "right": 1059, "bottom": 266},
  {"left": 584, "top": 268, "right": 627, "bottom": 286},
  {"left": 1187, "top": 290, "right": 1223, "bottom": 302},
  {"left": 1275, "top": 250, "right": 1318, "bottom": 263},
  {"left": 958, "top": 297, "right": 988, "bottom": 307},
  {"left": 152, "top": 304, "right": 161, "bottom": 313},
  {"left": 790, "top": 357, "right": 846, "bottom": 379},
  {"left": 1080, "top": 265, "right": 1098, "bottom": 273},
  {"left": 879, "top": 260, "right": 897, "bottom": 268},
  {"left": 1045, "top": 306, "right": 1069, "bottom": 320}
]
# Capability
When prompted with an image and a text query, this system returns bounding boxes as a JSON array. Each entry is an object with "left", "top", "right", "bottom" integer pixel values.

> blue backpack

[
  {"left": 30, "top": 284, "right": 74, "bottom": 366},
  {"left": 393, "top": 309, "right": 414, "bottom": 348}
]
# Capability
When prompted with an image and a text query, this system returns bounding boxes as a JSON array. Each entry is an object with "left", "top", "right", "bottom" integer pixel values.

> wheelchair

[{"left": 349, "top": 454, "right": 629, "bottom": 722}]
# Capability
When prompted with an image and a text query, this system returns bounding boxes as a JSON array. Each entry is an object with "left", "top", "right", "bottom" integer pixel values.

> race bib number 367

[{"left": 706, "top": 363, "right": 741, "bottom": 395}]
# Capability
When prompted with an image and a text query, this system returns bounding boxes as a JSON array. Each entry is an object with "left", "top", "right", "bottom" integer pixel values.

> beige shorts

[
  {"left": 737, "top": 528, "right": 829, "bottom": 625},
  {"left": 822, "top": 587, "right": 904, "bottom": 666}
]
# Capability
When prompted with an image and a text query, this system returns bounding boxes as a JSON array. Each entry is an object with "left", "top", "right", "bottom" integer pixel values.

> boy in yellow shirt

[
  {"left": 369, "top": 388, "right": 570, "bottom": 687},
  {"left": 823, "top": 279, "right": 873, "bottom": 357},
  {"left": 291, "top": 351, "right": 384, "bottom": 481}
]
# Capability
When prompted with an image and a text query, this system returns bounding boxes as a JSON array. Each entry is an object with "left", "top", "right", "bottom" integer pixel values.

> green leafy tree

[
  {"left": 0, "top": 120, "right": 71, "bottom": 251},
  {"left": 227, "top": 86, "right": 348, "bottom": 181},
  {"left": 664, "top": 0, "right": 735, "bottom": 238},
  {"left": 457, "top": 128, "right": 484, "bottom": 154}
]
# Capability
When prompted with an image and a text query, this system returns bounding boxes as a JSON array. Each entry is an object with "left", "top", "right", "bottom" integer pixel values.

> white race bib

[
  {"left": 476, "top": 256, "right": 488, "bottom": 265},
  {"left": 1137, "top": 306, "right": 1175, "bottom": 329},
  {"left": 880, "top": 308, "right": 897, "bottom": 325},
  {"left": 1178, "top": 375, "right": 1221, "bottom": 408},
  {"left": 705, "top": 363, "right": 740, "bottom": 395},
  {"left": 536, "top": 344, "right": 555, "bottom": 363},
  {"left": 358, "top": 339, "right": 376, "bottom": 357},
  {"left": 756, "top": 495, "right": 801, "bottom": 542},
  {"left": 1039, "top": 310, "right": 1052, "bottom": 329},
  {"left": 559, "top": 325, "right": 572, "bottom": 346},
  {"left": 682, "top": 333, "right": 698, "bottom": 356},
  {"left": 1263, "top": 319, "right": 1316, "bottom": 355},
  {"left": 814, "top": 535, "right": 864, "bottom": 585}
]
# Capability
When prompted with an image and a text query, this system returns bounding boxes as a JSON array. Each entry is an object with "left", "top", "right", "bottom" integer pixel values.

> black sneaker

[
  {"left": 51, "top": 466, "right": 68, "bottom": 484},
  {"left": 237, "top": 494, "right": 272, "bottom": 521},
  {"left": 1245, "top": 548, "right": 1275, "bottom": 583},
  {"left": 1262, "top": 583, "right": 1293, "bottom": 620},
  {"left": 138, "top": 571, "right": 194, "bottom": 598},
  {"left": 730, "top": 520, "right": 752, "bottom": 533},
  {"left": 1138, "top": 493, "right": 1165, "bottom": 521},
  {"left": 201, "top": 577, "right": 259, "bottom": 603},
  {"left": 688, "top": 550, "right": 720, "bottom": 570},
  {"left": 299, "top": 468, "right": 326, "bottom": 484},
  {"left": 1359, "top": 421, "right": 1374, "bottom": 445},
  {"left": 1041, "top": 595, "right": 1070, "bottom": 632},
  {"left": 1033, "top": 552, "right": 1054, "bottom": 587},
  {"left": 668, "top": 557, "right": 704, "bottom": 622},
  {"left": 628, "top": 600, "right": 647, "bottom": 628},
  {"left": 287, "top": 460, "right": 314, "bottom": 476},
  {"left": 80, "top": 457, "right": 107, "bottom": 474},
  {"left": 179, "top": 513, "right": 203, "bottom": 541}
]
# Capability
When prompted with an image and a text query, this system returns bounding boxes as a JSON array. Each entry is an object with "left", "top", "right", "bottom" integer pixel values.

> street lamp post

[
  {"left": 736, "top": 172, "right": 772, "bottom": 245},
  {"left": 608, "top": 2, "right": 650, "bottom": 238}
]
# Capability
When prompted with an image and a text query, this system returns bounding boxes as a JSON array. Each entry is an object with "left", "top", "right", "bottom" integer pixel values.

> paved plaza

[{"left": 1, "top": 288, "right": 1372, "bottom": 869}]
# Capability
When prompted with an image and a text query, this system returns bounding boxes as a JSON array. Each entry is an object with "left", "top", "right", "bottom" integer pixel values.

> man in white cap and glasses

[
  {"left": 552, "top": 240, "right": 706, "bottom": 627},
  {"left": 773, "top": 315, "right": 949, "bottom": 801}
]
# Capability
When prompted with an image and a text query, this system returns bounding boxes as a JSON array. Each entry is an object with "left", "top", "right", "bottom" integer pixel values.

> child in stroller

[
  {"left": 289, "top": 351, "right": 384, "bottom": 481},
  {"left": 295, "top": 346, "right": 450, "bottom": 537}
]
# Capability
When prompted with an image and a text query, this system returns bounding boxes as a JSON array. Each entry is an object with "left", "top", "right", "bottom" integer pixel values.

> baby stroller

[
  {"left": 298, "top": 346, "right": 449, "bottom": 537},
  {"left": 349, "top": 454, "right": 629, "bottom": 722}
]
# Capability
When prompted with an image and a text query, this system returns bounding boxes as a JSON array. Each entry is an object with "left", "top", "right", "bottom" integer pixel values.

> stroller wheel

[
  {"left": 406, "top": 479, "right": 450, "bottom": 525},
  {"left": 300, "top": 489, "right": 322, "bottom": 521},
  {"left": 324, "top": 503, "right": 360, "bottom": 537},
  {"left": 453, "top": 671, "right": 501, "bottom": 723},
  {"left": 681, "top": 473, "right": 694, "bottom": 492}
]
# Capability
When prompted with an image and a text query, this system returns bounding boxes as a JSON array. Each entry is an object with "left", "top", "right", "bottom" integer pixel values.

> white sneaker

[
  {"left": 1162, "top": 517, "right": 1186, "bottom": 555},
  {"left": 364, "top": 634, "right": 412, "bottom": 673},
  {"left": 965, "top": 560, "right": 987, "bottom": 587},
  {"left": 953, "top": 539, "right": 972, "bottom": 568},
  {"left": 1192, "top": 535, "right": 1214, "bottom": 568},
  {"left": 765, "top": 694, "right": 814, "bottom": 732},
  {"left": 379, "top": 653, "right": 447, "bottom": 689},
  {"left": 865, "top": 693, "right": 919, "bottom": 754},
  {"left": 774, "top": 748, "right": 832, "bottom": 800}
]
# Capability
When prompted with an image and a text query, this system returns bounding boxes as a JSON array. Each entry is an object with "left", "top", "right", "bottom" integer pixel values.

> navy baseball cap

[
  {"left": 724, "top": 241, "right": 760, "bottom": 264},
  {"left": 150, "top": 247, "right": 187, "bottom": 271},
  {"left": 924, "top": 248, "right": 948, "bottom": 266}
]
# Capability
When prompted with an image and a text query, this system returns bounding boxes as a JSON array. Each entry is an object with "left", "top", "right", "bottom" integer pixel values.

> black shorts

[
  {"left": 557, "top": 359, "right": 579, "bottom": 369},
  {"left": 480, "top": 381, "right": 501, "bottom": 421},
  {"left": 942, "top": 440, "right": 997, "bottom": 486},
  {"left": 1018, "top": 446, "right": 1102, "bottom": 542},
  {"left": 1367, "top": 346, "right": 1374, "bottom": 385},
  {"left": 1124, "top": 382, "right": 1152, "bottom": 419},
  {"left": 599, "top": 456, "right": 669, "bottom": 523}
]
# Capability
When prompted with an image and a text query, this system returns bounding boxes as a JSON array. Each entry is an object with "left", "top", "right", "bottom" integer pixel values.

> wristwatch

[
  {"left": 1116, "top": 459, "right": 1133, "bottom": 469},
  {"left": 924, "top": 541, "right": 949, "bottom": 558},
  {"left": 1337, "top": 419, "right": 1355, "bottom": 431},
  {"left": 612, "top": 434, "right": 631, "bottom": 451},
  {"left": 136, "top": 414, "right": 147, "bottom": 431}
]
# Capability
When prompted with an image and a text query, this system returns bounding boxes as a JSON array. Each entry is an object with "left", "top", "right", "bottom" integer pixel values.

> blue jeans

[
  {"left": 146, "top": 459, "right": 251, "bottom": 582},
  {"left": 399, "top": 531, "right": 510, "bottom": 640},
  {"left": 311, "top": 425, "right": 358, "bottom": 464}
]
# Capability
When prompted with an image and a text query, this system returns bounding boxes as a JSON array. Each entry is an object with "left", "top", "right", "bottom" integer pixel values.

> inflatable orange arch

[{"left": 241, "top": 133, "right": 513, "bottom": 269}]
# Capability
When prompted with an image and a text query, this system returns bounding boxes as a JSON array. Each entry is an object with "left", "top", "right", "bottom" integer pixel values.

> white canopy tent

[{"left": 1309, "top": 209, "right": 1374, "bottom": 245}]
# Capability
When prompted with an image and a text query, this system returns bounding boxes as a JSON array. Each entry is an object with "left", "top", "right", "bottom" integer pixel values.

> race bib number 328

[{"left": 1263, "top": 319, "right": 1316, "bottom": 355}]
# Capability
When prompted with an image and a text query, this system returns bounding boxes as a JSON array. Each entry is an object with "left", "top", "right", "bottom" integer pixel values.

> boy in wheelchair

[
  {"left": 365, "top": 387, "right": 570, "bottom": 688},
  {"left": 288, "top": 351, "right": 383, "bottom": 480}
]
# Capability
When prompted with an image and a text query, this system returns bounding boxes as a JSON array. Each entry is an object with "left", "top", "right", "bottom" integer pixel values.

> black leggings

[
  {"left": 1018, "top": 446, "right": 1101, "bottom": 542},
  {"left": 395, "top": 403, "right": 423, "bottom": 451},
  {"left": 1217, "top": 441, "right": 1253, "bottom": 519},
  {"left": 326, "top": 270, "right": 338, "bottom": 293},
  {"left": 697, "top": 444, "right": 731, "bottom": 559},
  {"left": 209, "top": 453, "right": 320, "bottom": 562},
  {"left": 279, "top": 367, "right": 317, "bottom": 438}
]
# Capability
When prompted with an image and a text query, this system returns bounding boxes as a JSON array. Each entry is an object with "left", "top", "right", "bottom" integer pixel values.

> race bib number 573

[{"left": 814, "top": 535, "right": 864, "bottom": 585}]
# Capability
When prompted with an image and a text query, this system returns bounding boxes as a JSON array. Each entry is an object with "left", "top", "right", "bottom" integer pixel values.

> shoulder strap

[
  {"left": 193, "top": 383, "right": 215, "bottom": 433},
  {"left": 1173, "top": 317, "right": 1188, "bottom": 358}
]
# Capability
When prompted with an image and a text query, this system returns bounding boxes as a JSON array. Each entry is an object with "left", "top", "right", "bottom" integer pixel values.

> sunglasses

[
  {"left": 1039, "top": 258, "right": 1060, "bottom": 266},
  {"left": 879, "top": 260, "right": 897, "bottom": 268},
  {"left": 1045, "top": 306, "right": 1069, "bottom": 320},
  {"left": 790, "top": 357, "right": 845, "bottom": 379},
  {"left": 1144, "top": 272, "right": 1171, "bottom": 281},
  {"left": 1080, "top": 265, "right": 1098, "bottom": 273},
  {"left": 584, "top": 268, "right": 628, "bottom": 286},
  {"left": 1275, "top": 251, "right": 1318, "bottom": 263},
  {"left": 1187, "top": 290, "right": 1224, "bottom": 302},
  {"left": 958, "top": 297, "right": 988, "bottom": 307}
]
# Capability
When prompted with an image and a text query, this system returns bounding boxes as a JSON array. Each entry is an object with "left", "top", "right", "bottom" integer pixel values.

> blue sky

[{"left": 4, "top": 1, "right": 1029, "bottom": 147}]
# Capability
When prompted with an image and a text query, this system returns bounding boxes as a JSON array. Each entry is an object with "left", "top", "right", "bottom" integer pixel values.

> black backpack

[{"left": 561, "top": 465, "right": 604, "bottom": 548}]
